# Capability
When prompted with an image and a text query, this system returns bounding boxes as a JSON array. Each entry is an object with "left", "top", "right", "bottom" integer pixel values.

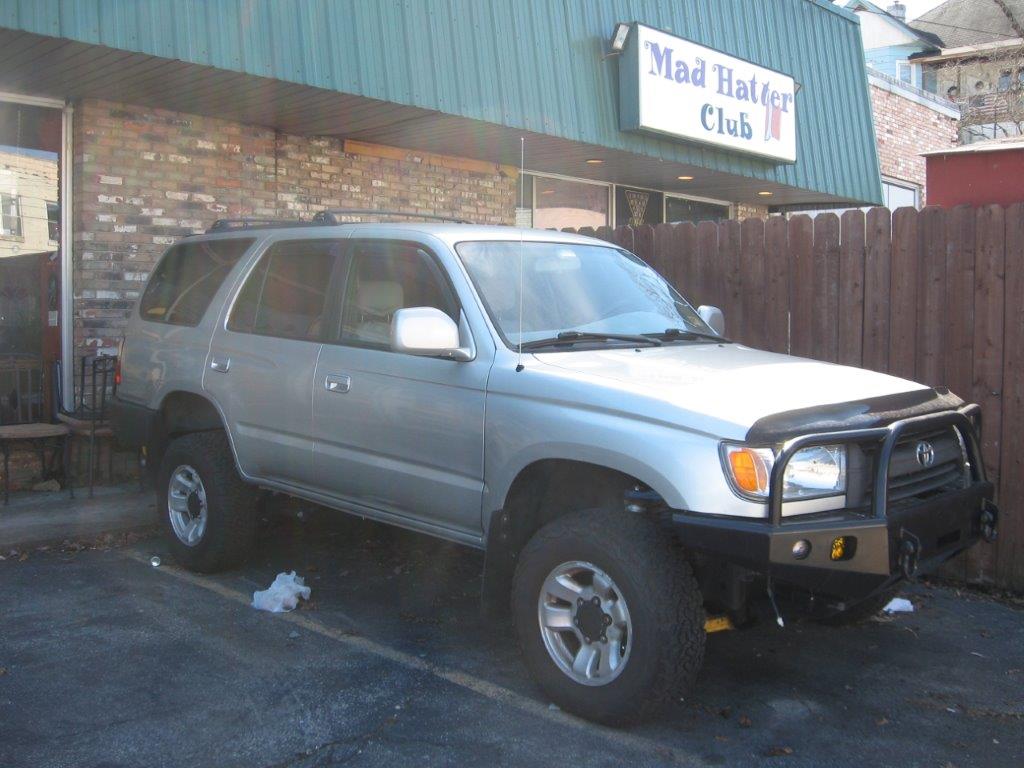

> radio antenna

[{"left": 516, "top": 136, "right": 525, "bottom": 372}]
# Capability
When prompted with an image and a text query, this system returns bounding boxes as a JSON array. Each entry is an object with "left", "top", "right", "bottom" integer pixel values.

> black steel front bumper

[{"left": 671, "top": 405, "right": 999, "bottom": 601}]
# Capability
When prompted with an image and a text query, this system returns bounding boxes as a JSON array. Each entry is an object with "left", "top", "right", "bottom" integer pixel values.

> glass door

[{"left": 0, "top": 98, "right": 64, "bottom": 423}]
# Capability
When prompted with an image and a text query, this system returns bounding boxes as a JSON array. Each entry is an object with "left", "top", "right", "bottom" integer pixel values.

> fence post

[
  {"left": 999, "top": 203, "right": 1024, "bottom": 591},
  {"left": 889, "top": 206, "right": 919, "bottom": 381},
  {"left": 764, "top": 215, "right": 790, "bottom": 354},
  {"left": 741, "top": 217, "right": 766, "bottom": 348},
  {"left": 788, "top": 214, "right": 814, "bottom": 358},
  {"left": 696, "top": 220, "right": 719, "bottom": 309},
  {"left": 633, "top": 224, "right": 655, "bottom": 267},
  {"left": 838, "top": 209, "right": 865, "bottom": 368},
  {"left": 916, "top": 206, "right": 947, "bottom": 386},
  {"left": 672, "top": 222, "right": 698, "bottom": 301},
  {"left": 972, "top": 204, "right": 1006, "bottom": 581},
  {"left": 812, "top": 213, "right": 841, "bottom": 363},
  {"left": 863, "top": 207, "right": 892, "bottom": 373}
]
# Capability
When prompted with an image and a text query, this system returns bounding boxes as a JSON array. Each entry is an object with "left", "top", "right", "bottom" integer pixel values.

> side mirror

[
  {"left": 391, "top": 307, "right": 474, "bottom": 361},
  {"left": 697, "top": 305, "right": 725, "bottom": 336}
]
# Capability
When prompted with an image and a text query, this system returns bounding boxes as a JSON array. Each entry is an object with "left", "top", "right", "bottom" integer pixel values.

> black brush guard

[{"left": 671, "top": 405, "right": 999, "bottom": 601}]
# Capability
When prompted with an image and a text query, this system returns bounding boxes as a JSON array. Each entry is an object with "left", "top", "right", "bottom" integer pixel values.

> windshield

[{"left": 455, "top": 240, "right": 715, "bottom": 348}]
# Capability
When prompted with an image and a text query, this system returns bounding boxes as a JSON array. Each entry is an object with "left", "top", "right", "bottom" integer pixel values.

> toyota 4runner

[{"left": 113, "top": 213, "right": 999, "bottom": 725}]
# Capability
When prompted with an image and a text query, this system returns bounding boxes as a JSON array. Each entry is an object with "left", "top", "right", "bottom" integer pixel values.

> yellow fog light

[{"left": 831, "top": 536, "right": 848, "bottom": 561}]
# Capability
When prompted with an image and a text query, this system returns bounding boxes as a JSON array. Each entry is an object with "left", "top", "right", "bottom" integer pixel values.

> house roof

[
  {"left": 910, "top": 0, "right": 1024, "bottom": 49},
  {"left": 844, "top": 0, "right": 943, "bottom": 48}
]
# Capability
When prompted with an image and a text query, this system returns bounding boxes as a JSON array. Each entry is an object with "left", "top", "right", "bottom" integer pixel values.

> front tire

[
  {"left": 157, "top": 431, "right": 257, "bottom": 572},
  {"left": 512, "top": 509, "right": 705, "bottom": 726}
]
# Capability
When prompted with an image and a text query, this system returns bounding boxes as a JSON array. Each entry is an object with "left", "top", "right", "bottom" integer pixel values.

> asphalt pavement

[{"left": 1, "top": 503, "right": 1021, "bottom": 768}]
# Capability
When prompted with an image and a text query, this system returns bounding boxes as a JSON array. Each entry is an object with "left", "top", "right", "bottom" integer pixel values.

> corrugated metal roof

[{"left": 0, "top": 0, "right": 882, "bottom": 205}]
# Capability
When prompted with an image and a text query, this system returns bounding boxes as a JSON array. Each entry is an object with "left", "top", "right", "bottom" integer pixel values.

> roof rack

[
  {"left": 206, "top": 218, "right": 310, "bottom": 233},
  {"left": 312, "top": 209, "right": 472, "bottom": 225}
]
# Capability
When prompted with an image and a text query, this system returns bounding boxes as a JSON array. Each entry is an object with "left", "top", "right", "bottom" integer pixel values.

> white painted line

[{"left": 123, "top": 549, "right": 709, "bottom": 766}]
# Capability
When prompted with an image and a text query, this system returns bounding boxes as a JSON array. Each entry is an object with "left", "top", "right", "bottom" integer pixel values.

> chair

[
  {"left": 0, "top": 357, "right": 71, "bottom": 505},
  {"left": 56, "top": 354, "right": 117, "bottom": 497}
]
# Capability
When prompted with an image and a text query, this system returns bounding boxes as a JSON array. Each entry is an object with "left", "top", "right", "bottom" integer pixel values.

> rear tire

[
  {"left": 512, "top": 509, "right": 705, "bottom": 726},
  {"left": 157, "top": 431, "right": 257, "bottom": 572}
]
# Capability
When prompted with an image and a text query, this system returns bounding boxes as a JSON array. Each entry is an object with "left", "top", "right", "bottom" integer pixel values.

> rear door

[
  {"left": 310, "top": 237, "right": 488, "bottom": 539},
  {"left": 204, "top": 237, "right": 343, "bottom": 488}
]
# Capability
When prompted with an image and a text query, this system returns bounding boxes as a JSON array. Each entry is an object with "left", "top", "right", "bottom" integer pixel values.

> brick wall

[
  {"left": 71, "top": 98, "right": 517, "bottom": 361},
  {"left": 869, "top": 83, "right": 959, "bottom": 203}
]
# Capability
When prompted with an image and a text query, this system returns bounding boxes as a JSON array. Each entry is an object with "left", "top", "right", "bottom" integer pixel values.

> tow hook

[
  {"left": 980, "top": 500, "right": 999, "bottom": 543},
  {"left": 898, "top": 532, "right": 921, "bottom": 579}
]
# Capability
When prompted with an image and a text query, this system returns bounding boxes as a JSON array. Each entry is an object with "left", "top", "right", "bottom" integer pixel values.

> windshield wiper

[
  {"left": 520, "top": 330, "right": 662, "bottom": 351},
  {"left": 645, "top": 327, "right": 727, "bottom": 343}
]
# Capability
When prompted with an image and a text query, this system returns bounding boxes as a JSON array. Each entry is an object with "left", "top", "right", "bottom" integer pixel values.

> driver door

[{"left": 310, "top": 238, "right": 489, "bottom": 539}]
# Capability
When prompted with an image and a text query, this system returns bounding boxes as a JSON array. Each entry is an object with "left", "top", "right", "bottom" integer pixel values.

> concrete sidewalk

[{"left": 0, "top": 484, "right": 155, "bottom": 550}]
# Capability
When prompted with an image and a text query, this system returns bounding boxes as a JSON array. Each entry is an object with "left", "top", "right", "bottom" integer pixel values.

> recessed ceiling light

[
  {"left": 757, "top": 191, "right": 773, "bottom": 196},
  {"left": 585, "top": 158, "right": 604, "bottom": 165},
  {"left": 677, "top": 175, "right": 694, "bottom": 181}
]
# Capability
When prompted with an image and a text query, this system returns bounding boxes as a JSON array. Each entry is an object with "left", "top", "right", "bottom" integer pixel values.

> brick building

[
  {"left": 867, "top": 69, "right": 960, "bottom": 206},
  {"left": 0, "top": 0, "right": 883, "bottom": 416}
]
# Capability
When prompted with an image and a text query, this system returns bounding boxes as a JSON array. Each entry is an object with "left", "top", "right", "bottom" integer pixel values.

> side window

[
  {"left": 338, "top": 240, "right": 458, "bottom": 349},
  {"left": 227, "top": 239, "right": 339, "bottom": 341},
  {"left": 139, "top": 238, "right": 254, "bottom": 326}
]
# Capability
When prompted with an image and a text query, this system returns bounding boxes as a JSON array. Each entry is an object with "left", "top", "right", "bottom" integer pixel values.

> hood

[{"left": 532, "top": 343, "right": 931, "bottom": 439}]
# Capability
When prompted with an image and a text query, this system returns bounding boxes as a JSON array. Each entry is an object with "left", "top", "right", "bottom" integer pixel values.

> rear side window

[
  {"left": 139, "top": 238, "right": 254, "bottom": 326},
  {"left": 227, "top": 239, "right": 340, "bottom": 341}
]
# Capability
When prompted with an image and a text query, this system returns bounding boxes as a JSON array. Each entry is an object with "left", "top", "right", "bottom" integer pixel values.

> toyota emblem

[{"left": 915, "top": 441, "right": 935, "bottom": 467}]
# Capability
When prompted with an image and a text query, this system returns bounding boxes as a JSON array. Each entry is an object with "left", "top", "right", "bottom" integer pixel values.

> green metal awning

[{"left": 0, "top": 0, "right": 882, "bottom": 207}]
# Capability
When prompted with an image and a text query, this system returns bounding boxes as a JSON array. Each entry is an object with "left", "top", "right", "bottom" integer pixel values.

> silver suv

[{"left": 113, "top": 214, "right": 998, "bottom": 725}]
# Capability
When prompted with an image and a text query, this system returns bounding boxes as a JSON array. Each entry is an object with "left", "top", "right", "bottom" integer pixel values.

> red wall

[{"left": 926, "top": 148, "right": 1024, "bottom": 207}]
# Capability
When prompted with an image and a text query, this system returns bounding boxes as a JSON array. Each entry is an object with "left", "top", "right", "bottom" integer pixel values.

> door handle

[
  {"left": 210, "top": 357, "right": 231, "bottom": 373},
  {"left": 324, "top": 374, "right": 351, "bottom": 393}
]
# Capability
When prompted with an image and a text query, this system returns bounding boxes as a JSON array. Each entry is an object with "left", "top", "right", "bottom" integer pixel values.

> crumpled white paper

[
  {"left": 252, "top": 571, "right": 311, "bottom": 613},
  {"left": 883, "top": 597, "right": 914, "bottom": 614}
]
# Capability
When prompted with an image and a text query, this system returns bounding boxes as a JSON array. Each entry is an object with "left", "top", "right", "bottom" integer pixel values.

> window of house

[
  {"left": 338, "top": 240, "right": 458, "bottom": 349},
  {"left": 528, "top": 174, "right": 610, "bottom": 230},
  {"left": 882, "top": 179, "right": 919, "bottom": 210},
  {"left": 0, "top": 193, "right": 21, "bottom": 237},
  {"left": 998, "top": 71, "right": 1012, "bottom": 91},
  {"left": 46, "top": 202, "right": 59, "bottom": 242},
  {"left": 897, "top": 61, "right": 912, "bottom": 84},
  {"left": 140, "top": 237, "right": 255, "bottom": 326},
  {"left": 227, "top": 239, "right": 338, "bottom": 341},
  {"left": 922, "top": 68, "right": 937, "bottom": 94}
]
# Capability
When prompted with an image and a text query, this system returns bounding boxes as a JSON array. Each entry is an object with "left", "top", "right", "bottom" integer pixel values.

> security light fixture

[
  {"left": 585, "top": 158, "right": 604, "bottom": 165},
  {"left": 758, "top": 191, "right": 773, "bottom": 197},
  {"left": 677, "top": 175, "right": 694, "bottom": 181},
  {"left": 610, "top": 23, "right": 630, "bottom": 53}
]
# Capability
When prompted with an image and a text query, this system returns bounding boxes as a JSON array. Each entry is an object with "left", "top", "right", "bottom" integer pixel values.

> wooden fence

[{"left": 565, "top": 204, "right": 1023, "bottom": 592}]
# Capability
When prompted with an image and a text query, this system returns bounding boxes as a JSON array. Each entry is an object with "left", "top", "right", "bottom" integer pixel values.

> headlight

[
  {"left": 721, "top": 443, "right": 847, "bottom": 501},
  {"left": 783, "top": 445, "right": 847, "bottom": 499}
]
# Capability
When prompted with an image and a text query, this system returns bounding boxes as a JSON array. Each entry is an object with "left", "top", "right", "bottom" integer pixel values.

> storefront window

[
  {"left": 529, "top": 174, "right": 609, "bottom": 230},
  {"left": 665, "top": 196, "right": 730, "bottom": 225},
  {"left": 615, "top": 186, "right": 664, "bottom": 228}
]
